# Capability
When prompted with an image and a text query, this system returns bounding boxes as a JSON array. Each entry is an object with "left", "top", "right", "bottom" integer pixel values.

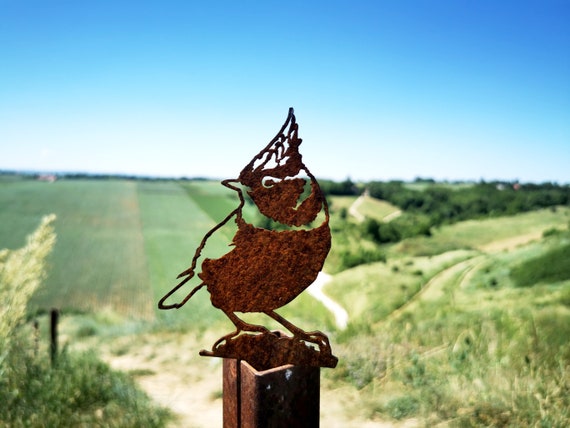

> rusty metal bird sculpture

[{"left": 158, "top": 108, "right": 337, "bottom": 370}]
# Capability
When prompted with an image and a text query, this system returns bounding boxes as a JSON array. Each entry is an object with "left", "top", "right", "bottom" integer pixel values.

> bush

[
  {"left": 386, "top": 395, "right": 420, "bottom": 419},
  {"left": 0, "top": 345, "right": 170, "bottom": 427},
  {"left": 511, "top": 243, "right": 570, "bottom": 287},
  {"left": 339, "top": 248, "right": 386, "bottom": 270}
]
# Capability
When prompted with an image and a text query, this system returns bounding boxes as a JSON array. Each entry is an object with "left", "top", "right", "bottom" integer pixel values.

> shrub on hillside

[
  {"left": 511, "top": 243, "right": 570, "bottom": 287},
  {"left": 1, "top": 344, "right": 170, "bottom": 427},
  {"left": 339, "top": 248, "right": 386, "bottom": 270}
]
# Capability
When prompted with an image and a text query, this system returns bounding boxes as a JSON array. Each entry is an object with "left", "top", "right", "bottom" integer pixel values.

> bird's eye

[{"left": 262, "top": 177, "right": 278, "bottom": 188}]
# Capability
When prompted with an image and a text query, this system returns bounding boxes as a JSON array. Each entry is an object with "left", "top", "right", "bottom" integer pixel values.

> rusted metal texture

[
  {"left": 223, "top": 358, "right": 320, "bottom": 428},
  {"left": 158, "top": 108, "right": 337, "bottom": 369}
]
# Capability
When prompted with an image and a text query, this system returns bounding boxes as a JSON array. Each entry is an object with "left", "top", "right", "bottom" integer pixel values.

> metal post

[{"left": 223, "top": 358, "right": 320, "bottom": 428}]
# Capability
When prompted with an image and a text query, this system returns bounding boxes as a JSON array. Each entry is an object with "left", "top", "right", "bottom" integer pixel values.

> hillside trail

[
  {"left": 348, "top": 194, "right": 402, "bottom": 223},
  {"left": 349, "top": 194, "right": 366, "bottom": 222},
  {"left": 382, "top": 209, "right": 402, "bottom": 222},
  {"left": 308, "top": 271, "right": 349, "bottom": 329}
]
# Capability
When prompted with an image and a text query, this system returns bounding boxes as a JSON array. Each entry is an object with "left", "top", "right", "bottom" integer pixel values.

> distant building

[{"left": 37, "top": 174, "right": 57, "bottom": 183}]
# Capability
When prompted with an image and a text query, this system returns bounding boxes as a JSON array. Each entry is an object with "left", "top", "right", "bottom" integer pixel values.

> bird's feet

[
  {"left": 210, "top": 323, "right": 273, "bottom": 351},
  {"left": 296, "top": 330, "right": 332, "bottom": 354},
  {"left": 211, "top": 330, "right": 240, "bottom": 350}
]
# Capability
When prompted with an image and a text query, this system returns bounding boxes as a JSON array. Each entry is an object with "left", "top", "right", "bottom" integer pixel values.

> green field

[
  {"left": 1, "top": 176, "right": 569, "bottom": 426},
  {"left": 0, "top": 179, "right": 154, "bottom": 318},
  {"left": 0, "top": 178, "right": 332, "bottom": 330}
]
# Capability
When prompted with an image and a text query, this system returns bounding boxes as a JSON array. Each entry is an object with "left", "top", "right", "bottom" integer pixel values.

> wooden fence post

[{"left": 50, "top": 308, "right": 59, "bottom": 366}]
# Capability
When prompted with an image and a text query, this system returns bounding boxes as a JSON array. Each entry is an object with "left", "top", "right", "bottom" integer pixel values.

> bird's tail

[{"left": 158, "top": 275, "right": 206, "bottom": 310}]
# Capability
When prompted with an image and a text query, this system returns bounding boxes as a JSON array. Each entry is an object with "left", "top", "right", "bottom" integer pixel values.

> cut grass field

[{"left": 0, "top": 179, "right": 154, "bottom": 319}]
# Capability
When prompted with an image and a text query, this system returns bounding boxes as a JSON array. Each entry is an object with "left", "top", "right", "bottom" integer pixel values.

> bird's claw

[
  {"left": 212, "top": 330, "right": 240, "bottom": 350},
  {"left": 299, "top": 330, "right": 332, "bottom": 354},
  {"left": 212, "top": 324, "right": 273, "bottom": 351}
]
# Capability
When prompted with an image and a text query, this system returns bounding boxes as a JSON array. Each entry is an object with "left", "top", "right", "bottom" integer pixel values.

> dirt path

[
  {"left": 100, "top": 331, "right": 224, "bottom": 428},
  {"left": 386, "top": 229, "right": 539, "bottom": 321},
  {"left": 307, "top": 272, "right": 349, "bottom": 329},
  {"left": 348, "top": 194, "right": 401, "bottom": 223},
  {"left": 96, "top": 329, "right": 409, "bottom": 427},
  {"left": 382, "top": 209, "right": 402, "bottom": 222},
  {"left": 349, "top": 195, "right": 366, "bottom": 222}
]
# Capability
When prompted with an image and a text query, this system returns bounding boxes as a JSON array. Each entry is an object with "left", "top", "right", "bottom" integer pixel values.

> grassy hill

[
  {"left": 1, "top": 176, "right": 569, "bottom": 426},
  {"left": 329, "top": 195, "right": 400, "bottom": 222},
  {"left": 324, "top": 204, "right": 570, "bottom": 426}
]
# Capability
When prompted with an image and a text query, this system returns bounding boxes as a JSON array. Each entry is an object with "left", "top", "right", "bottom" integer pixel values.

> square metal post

[{"left": 223, "top": 358, "right": 320, "bottom": 428}]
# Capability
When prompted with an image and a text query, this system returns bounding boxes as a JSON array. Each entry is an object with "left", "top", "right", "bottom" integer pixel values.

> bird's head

[{"left": 235, "top": 108, "right": 324, "bottom": 227}]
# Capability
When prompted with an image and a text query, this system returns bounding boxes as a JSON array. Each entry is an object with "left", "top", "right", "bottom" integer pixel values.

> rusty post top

[{"left": 158, "top": 108, "right": 337, "bottom": 370}]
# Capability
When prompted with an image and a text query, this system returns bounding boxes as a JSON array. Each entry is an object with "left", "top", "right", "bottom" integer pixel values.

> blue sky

[{"left": 1, "top": 0, "right": 569, "bottom": 183}]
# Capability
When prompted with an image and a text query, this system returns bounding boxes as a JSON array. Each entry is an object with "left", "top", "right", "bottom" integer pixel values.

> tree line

[{"left": 321, "top": 178, "right": 570, "bottom": 245}]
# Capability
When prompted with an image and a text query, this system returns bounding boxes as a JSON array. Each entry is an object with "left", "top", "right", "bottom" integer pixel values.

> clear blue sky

[{"left": 1, "top": 0, "right": 569, "bottom": 183}]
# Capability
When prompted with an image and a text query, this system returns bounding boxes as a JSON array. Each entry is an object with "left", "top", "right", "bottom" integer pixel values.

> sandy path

[
  {"left": 386, "top": 257, "right": 482, "bottom": 321},
  {"left": 97, "top": 330, "right": 410, "bottom": 428},
  {"left": 349, "top": 195, "right": 366, "bottom": 222},
  {"left": 307, "top": 272, "right": 349, "bottom": 329},
  {"left": 382, "top": 209, "right": 402, "bottom": 222},
  {"left": 100, "top": 332, "right": 224, "bottom": 428}
]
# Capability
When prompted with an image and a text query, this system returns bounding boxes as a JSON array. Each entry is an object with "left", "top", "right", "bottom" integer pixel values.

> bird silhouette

[{"left": 158, "top": 108, "right": 335, "bottom": 367}]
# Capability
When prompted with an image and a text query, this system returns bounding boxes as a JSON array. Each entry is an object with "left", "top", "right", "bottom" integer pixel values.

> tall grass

[
  {"left": 0, "top": 215, "right": 56, "bottom": 359},
  {"left": 326, "top": 244, "right": 570, "bottom": 426},
  {"left": 1, "top": 344, "right": 171, "bottom": 427},
  {"left": 0, "top": 216, "right": 171, "bottom": 427},
  {"left": 329, "top": 301, "right": 570, "bottom": 426}
]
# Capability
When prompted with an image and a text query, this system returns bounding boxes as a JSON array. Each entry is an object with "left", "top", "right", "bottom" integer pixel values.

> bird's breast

[{"left": 199, "top": 221, "right": 331, "bottom": 312}]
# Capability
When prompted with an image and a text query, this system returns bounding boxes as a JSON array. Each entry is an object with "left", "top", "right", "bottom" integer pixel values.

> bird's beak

[{"left": 222, "top": 179, "right": 245, "bottom": 192}]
